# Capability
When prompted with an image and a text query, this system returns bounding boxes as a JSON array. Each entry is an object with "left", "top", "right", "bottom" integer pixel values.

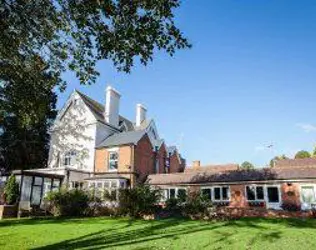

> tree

[
  {"left": 269, "top": 154, "right": 289, "bottom": 167},
  {"left": 0, "top": 71, "right": 57, "bottom": 171},
  {"left": 1, "top": 1, "right": 191, "bottom": 119},
  {"left": 240, "top": 161, "right": 255, "bottom": 170},
  {"left": 4, "top": 175, "right": 20, "bottom": 205},
  {"left": 295, "top": 150, "right": 311, "bottom": 159},
  {"left": 118, "top": 185, "right": 161, "bottom": 217}
]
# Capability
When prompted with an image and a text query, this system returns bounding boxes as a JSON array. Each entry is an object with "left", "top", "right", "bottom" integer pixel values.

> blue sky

[{"left": 58, "top": 0, "right": 316, "bottom": 167}]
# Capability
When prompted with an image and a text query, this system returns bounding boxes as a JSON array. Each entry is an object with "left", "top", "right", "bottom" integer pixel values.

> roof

[
  {"left": 184, "top": 164, "right": 239, "bottom": 173},
  {"left": 76, "top": 90, "right": 134, "bottom": 130},
  {"left": 274, "top": 158, "right": 316, "bottom": 168},
  {"left": 147, "top": 167, "right": 316, "bottom": 185},
  {"left": 96, "top": 130, "right": 146, "bottom": 148},
  {"left": 167, "top": 146, "right": 177, "bottom": 155}
]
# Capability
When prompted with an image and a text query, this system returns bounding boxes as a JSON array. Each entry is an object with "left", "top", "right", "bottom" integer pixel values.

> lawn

[{"left": 0, "top": 217, "right": 316, "bottom": 250}]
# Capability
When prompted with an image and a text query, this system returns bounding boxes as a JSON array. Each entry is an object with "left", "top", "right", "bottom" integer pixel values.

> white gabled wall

[{"left": 48, "top": 91, "right": 98, "bottom": 171}]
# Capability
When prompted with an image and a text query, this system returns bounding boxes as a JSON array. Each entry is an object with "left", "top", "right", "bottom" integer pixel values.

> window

[
  {"left": 155, "top": 159, "right": 159, "bottom": 173},
  {"left": 201, "top": 188, "right": 212, "bottom": 200},
  {"left": 267, "top": 187, "right": 279, "bottom": 203},
  {"left": 301, "top": 186, "right": 316, "bottom": 204},
  {"left": 214, "top": 186, "right": 230, "bottom": 201},
  {"left": 246, "top": 186, "right": 264, "bottom": 201},
  {"left": 109, "top": 152, "right": 118, "bottom": 170},
  {"left": 214, "top": 187, "right": 221, "bottom": 200},
  {"left": 177, "top": 189, "right": 187, "bottom": 201},
  {"left": 170, "top": 188, "right": 176, "bottom": 198},
  {"left": 64, "top": 150, "right": 76, "bottom": 166},
  {"left": 31, "top": 177, "right": 43, "bottom": 206}
]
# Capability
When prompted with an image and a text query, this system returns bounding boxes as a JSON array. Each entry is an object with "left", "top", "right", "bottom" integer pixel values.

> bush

[
  {"left": 45, "top": 188, "right": 90, "bottom": 216},
  {"left": 118, "top": 185, "right": 161, "bottom": 218},
  {"left": 183, "top": 191, "right": 212, "bottom": 218},
  {"left": 165, "top": 197, "right": 183, "bottom": 213},
  {"left": 4, "top": 175, "right": 20, "bottom": 205},
  {"left": 281, "top": 202, "right": 301, "bottom": 212}
]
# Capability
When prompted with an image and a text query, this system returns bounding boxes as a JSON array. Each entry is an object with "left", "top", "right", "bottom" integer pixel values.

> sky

[{"left": 58, "top": 0, "right": 316, "bottom": 167}]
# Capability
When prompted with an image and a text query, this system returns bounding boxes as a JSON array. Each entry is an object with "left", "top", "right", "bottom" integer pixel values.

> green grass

[{"left": 1, "top": 217, "right": 316, "bottom": 250}]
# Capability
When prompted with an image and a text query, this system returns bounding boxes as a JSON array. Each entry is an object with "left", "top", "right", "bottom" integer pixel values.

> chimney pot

[
  {"left": 136, "top": 103, "right": 147, "bottom": 127},
  {"left": 193, "top": 160, "right": 201, "bottom": 169},
  {"left": 104, "top": 86, "right": 121, "bottom": 127}
]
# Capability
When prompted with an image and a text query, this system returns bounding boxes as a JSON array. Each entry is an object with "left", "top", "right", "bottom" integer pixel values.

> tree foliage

[
  {"left": 1, "top": 0, "right": 191, "bottom": 89},
  {"left": 269, "top": 154, "right": 289, "bottom": 167},
  {"left": 4, "top": 174, "right": 19, "bottom": 205},
  {"left": 240, "top": 161, "right": 255, "bottom": 170},
  {"left": 0, "top": 72, "right": 57, "bottom": 171},
  {"left": 295, "top": 150, "right": 311, "bottom": 159}
]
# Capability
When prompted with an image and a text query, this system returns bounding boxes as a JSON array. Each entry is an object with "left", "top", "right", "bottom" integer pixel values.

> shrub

[
  {"left": 183, "top": 191, "right": 212, "bottom": 218},
  {"left": 4, "top": 175, "right": 20, "bottom": 205},
  {"left": 118, "top": 185, "right": 161, "bottom": 218},
  {"left": 165, "top": 197, "right": 182, "bottom": 213},
  {"left": 281, "top": 202, "right": 301, "bottom": 212},
  {"left": 45, "top": 188, "right": 90, "bottom": 216}
]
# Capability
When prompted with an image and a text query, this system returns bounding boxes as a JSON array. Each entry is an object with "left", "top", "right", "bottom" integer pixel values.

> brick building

[{"left": 147, "top": 158, "right": 316, "bottom": 211}]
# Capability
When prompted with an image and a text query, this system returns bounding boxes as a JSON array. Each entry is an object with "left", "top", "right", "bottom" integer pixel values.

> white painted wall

[{"left": 48, "top": 92, "right": 98, "bottom": 171}]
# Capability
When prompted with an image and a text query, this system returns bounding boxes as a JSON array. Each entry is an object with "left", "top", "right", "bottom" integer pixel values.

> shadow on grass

[
  {"left": 27, "top": 217, "right": 316, "bottom": 250},
  {"left": 1, "top": 216, "right": 316, "bottom": 249},
  {"left": 28, "top": 218, "right": 223, "bottom": 250}
]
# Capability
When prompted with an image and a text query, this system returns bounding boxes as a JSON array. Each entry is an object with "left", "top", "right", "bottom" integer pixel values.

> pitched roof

[
  {"left": 274, "top": 158, "right": 316, "bottom": 168},
  {"left": 184, "top": 164, "right": 239, "bottom": 173},
  {"left": 147, "top": 167, "right": 316, "bottom": 185},
  {"left": 76, "top": 90, "right": 134, "bottom": 130},
  {"left": 167, "top": 146, "right": 177, "bottom": 155},
  {"left": 96, "top": 130, "right": 146, "bottom": 148}
]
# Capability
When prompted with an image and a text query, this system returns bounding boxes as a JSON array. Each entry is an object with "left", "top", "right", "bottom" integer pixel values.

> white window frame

[
  {"left": 88, "top": 179, "right": 127, "bottom": 201},
  {"left": 245, "top": 185, "right": 265, "bottom": 202},
  {"left": 200, "top": 187, "right": 212, "bottom": 200},
  {"left": 108, "top": 149, "right": 119, "bottom": 172},
  {"left": 265, "top": 184, "right": 282, "bottom": 210},
  {"left": 162, "top": 187, "right": 187, "bottom": 200},
  {"left": 64, "top": 150, "right": 76, "bottom": 166},
  {"left": 300, "top": 184, "right": 316, "bottom": 210},
  {"left": 213, "top": 186, "right": 230, "bottom": 202}
]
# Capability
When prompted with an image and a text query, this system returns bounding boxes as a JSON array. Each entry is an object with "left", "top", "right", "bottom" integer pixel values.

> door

[
  {"left": 301, "top": 186, "right": 316, "bottom": 210},
  {"left": 266, "top": 186, "right": 281, "bottom": 209}
]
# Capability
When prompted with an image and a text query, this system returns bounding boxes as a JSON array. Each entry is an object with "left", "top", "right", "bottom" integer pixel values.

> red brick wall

[
  {"left": 169, "top": 152, "right": 184, "bottom": 173},
  {"left": 157, "top": 143, "right": 167, "bottom": 174},
  {"left": 229, "top": 184, "right": 249, "bottom": 208},
  {"left": 281, "top": 183, "right": 301, "bottom": 207},
  {"left": 134, "top": 134, "right": 155, "bottom": 183}
]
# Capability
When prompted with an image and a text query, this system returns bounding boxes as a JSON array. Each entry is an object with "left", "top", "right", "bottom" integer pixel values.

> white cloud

[{"left": 296, "top": 123, "right": 316, "bottom": 133}]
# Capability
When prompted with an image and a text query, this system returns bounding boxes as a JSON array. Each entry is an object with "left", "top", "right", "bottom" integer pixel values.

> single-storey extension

[{"left": 147, "top": 158, "right": 316, "bottom": 211}]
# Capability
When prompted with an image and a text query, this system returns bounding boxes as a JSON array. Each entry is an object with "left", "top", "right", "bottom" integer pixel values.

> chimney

[
  {"left": 192, "top": 160, "right": 201, "bottom": 169},
  {"left": 104, "top": 86, "right": 121, "bottom": 127},
  {"left": 136, "top": 103, "right": 147, "bottom": 127}
]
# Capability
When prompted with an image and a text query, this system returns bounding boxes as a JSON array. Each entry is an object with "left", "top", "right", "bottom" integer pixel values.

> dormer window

[
  {"left": 109, "top": 152, "right": 118, "bottom": 171},
  {"left": 64, "top": 150, "right": 77, "bottom": 166}
]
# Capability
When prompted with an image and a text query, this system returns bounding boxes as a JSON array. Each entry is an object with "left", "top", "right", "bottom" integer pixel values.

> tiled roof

[
  {"left": 96, "top": 130, "right": 146, "bottom": 148},
  {"left": 147, "top": 167, "right": 316, "bottom": 185},
  {"left": 76, "top": 90, "right": 134, "bottom": 130},
  {"left": 274, "top": 158, "right": 316, "bottom": 168},
  {"left": 184, "top": 164, "right": 239, "bottom": 173}
]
